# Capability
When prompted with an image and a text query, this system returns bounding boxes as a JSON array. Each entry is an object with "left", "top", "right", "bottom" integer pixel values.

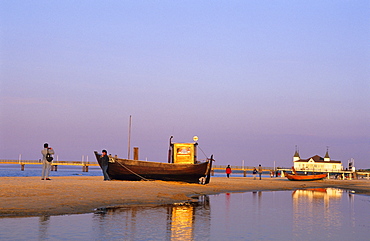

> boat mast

[
  {"left": 168, "top": 136, "right": 173, "bottom": 163},
  {"left": 127, "top": 115, "right": 132, "bottom": 159}
]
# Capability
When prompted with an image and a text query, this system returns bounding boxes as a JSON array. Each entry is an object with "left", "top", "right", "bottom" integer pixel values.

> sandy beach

[{"left": 1, "top": 176, "right": 369, "bottom": 217}]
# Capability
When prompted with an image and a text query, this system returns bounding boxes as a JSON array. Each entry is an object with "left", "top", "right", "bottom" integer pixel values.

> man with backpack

[{"left": 41, "top": 143, "right": 55, "bottom": 180}]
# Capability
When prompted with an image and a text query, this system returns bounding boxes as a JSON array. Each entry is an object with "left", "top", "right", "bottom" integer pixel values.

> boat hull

[
  {"left": 285, "top": 172, "right": 327, "bottom": 181},
  {"left": 94, "top": 152, "right": 213, "bottom": 184}
]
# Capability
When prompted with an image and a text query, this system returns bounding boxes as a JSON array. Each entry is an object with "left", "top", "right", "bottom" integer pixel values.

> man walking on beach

[
  {"left": 41, "top": 143, "right": 54, "bottom": 180},
  {"left": 100, "top": 150, "right": 111, "bottom": 181},
  {"left": 258, "top": 164, "right": 262, "bottom": 180}
]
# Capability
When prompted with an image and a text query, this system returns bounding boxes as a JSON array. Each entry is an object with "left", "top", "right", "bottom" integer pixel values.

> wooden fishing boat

[
  {"left": 284, "top": 172, "right": 327, "bottom": 181},
  {"left": 94, "top": 137, "right": 213, "bottom": 184}
]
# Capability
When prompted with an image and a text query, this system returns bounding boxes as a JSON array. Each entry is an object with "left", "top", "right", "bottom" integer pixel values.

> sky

[{"left": 1, "top": 1, "right": 369, "bottom": 169}]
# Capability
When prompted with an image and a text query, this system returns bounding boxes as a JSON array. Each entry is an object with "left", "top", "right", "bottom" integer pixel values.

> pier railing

[
  {"left": 0, "top": 159, "right": 99, "bottom": 172},
  {"left": 1, "top": 160, "right": 369, "bottom": 179}
]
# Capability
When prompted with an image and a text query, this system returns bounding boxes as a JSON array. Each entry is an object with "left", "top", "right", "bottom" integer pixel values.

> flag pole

[{"left": 127, "top": 115, "right": 132, "bottom": 159}]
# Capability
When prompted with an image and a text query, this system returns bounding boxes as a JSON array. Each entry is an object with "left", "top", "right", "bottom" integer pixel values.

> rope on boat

[
  {"left": 114, "top": 158, "right": 210, "bottom": 193},
  {"left": 198, "top": 146, "right": 208, "bottom": 159},
  {"left": 115, "top": 160, "right": 151, "bottom": 181},
  {"left": 114, "top": 157, "right": 212, "bottom": 186}
]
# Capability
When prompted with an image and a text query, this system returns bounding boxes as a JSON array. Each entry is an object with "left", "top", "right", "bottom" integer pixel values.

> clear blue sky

[{"left": 1, "top": 1, "right": 369, "bottom": 168}]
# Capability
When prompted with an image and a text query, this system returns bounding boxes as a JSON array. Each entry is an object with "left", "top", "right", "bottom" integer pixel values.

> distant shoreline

[{"left": 1, "top": 176, "right": 369, "bottom": 217}]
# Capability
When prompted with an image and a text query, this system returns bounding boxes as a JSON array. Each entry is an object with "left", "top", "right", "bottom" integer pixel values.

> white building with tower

[{"left": 293, "top": 148, "right": 343, "bottom": 172}]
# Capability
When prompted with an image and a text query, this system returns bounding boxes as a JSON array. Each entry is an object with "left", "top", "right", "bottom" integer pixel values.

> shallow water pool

[{"left": 0, "top": 188, "right": 369, "bottom": 240}]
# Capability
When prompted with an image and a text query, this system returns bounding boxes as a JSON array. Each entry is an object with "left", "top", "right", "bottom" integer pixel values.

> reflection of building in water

[
  {"left": 292, "top": 188, "right": 343, "bottom": 200},
  {"left": 292, "top": 188, "right": 345, "bottom": 236},
  {"left": 91, "top": 195, "right": 210, "bottom": 241},
  {"left": 168, "top": 204, "right": 194, "bottom": 240},
  {"left": 168, "top": 195, "right": 210, "bottom": 241}
]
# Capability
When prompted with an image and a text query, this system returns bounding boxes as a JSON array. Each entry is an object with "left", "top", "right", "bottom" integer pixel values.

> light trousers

[{"left": 41, "top": 160, "right": 51, "bottom": 179}]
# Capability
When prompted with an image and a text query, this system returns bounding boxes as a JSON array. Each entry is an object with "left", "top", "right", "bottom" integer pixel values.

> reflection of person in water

[
  {"left": 226, "top": 165, "right": 232, "bottom": 178},
  {"left": 39, "top": 215, "right": 50, "bottom": 240}
]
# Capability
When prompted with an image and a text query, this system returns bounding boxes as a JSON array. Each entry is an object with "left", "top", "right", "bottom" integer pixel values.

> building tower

[
  {"left": 293, "top": 146, "right": 300, "bottom": 162},
  {"left": 324, "top": 146, "right": 330, "bottom": 162}
]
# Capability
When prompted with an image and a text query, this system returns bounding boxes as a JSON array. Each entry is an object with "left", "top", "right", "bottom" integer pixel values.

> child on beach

[{"left": 253, "top": 167, "right": 257, "bottom": 180}]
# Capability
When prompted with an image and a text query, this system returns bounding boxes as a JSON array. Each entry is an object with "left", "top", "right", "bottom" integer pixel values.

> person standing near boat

[
  {"left": 258, "top": 164, "right": 263, "bottom": 180},
  {"left": 253, "top": 167, "right": 258, "bottom": 180},
  {"left": 41, "top": 143, "right": 54, "bottom": 180},
  {"left": 100, "top": 150, "right": 111, "bottom": 181},
  {"left": 226, "top": 165, "right": 232, "bottom": 178}
]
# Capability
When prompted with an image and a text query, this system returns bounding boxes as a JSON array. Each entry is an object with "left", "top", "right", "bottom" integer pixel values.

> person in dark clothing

[
  {"left": 100, "top": 150, "right": 111, "bottom": 181},
  {"left": 253, "top": 167, "right": 258, "bottom": 180},
  {"left": 226, "top": 165, "right": 232, "bottom": 178}
]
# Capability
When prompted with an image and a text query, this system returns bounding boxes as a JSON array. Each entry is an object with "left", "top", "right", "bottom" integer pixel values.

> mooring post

[
  {"left": 134, "top": 147, "right": 139, "bottom": 160},
  {"left": 21, "top": 164, "right": 25, "bottom": 171},
  {"left": 244, "top": 170, "right": 246, "bottom": 177},
  {"left": 82, "top": 165, "right": 89, "bottom": 172}
]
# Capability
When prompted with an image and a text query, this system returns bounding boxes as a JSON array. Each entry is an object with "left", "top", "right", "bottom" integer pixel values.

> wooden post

[
  {"left": 21, "top": 164, "right": 25, "bottom": 171},
  {"left": 133, "top": 147, "right": 139, "bottom": 160},
  {"left": 243, "top": 170, "right": 246, "bottom": 177},
  {"left": 82, "top": 165, "right": 89, "bottom": 172},
  {"left": 211, "top": 169, "right": 214, "bottom": 176}
]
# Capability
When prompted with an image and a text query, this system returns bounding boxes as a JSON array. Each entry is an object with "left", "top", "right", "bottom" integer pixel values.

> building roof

[{"left": 294, "top": 155, "right": 342, "bottom": 164}]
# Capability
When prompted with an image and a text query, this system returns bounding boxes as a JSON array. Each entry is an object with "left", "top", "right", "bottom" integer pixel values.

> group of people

[
  {"left": 225, "top": 164, "right": 263, "bottom": 180},
  {"left": 40, "top": 143, "right": 110, "bottom": 181}
]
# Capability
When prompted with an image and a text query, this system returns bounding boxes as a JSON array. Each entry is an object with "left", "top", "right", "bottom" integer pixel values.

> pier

[
  {"left": 0, "top": 159, "right": 99, "bottom": 172},
  {"left": 1, "top": 160, "right": 369, "bottom": 179},
  {"left": 212, "top": 164, "right": 370, "bottom": 180}
]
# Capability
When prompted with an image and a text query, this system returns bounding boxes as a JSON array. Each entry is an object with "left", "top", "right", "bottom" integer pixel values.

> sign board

[{"left": 173, "top": 143, "right": 195, "bottom": 164}]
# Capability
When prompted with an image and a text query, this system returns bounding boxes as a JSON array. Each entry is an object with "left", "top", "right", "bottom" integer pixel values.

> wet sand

[{"left": 1, "top": 176, "right": 369, "bottom": 217}]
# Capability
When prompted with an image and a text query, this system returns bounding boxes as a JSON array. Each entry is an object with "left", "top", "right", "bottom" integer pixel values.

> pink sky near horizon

[{"left": 1, "top": 1, "right": 369, "bottom": 168}]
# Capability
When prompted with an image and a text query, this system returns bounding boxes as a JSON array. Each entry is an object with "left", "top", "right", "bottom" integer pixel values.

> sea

[{"left": 1, "top": 165, "right": 370, "bottom": 240}]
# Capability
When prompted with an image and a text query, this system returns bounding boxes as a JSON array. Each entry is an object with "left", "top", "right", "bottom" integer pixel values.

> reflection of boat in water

[
  {"left": 285, "top": 172, "right": 327, "bottom": 181},
  {"left": 94, "top": 137, "right": 213, "bottom": 184},
  {"left": 94, "top": 195, "right": 210, "bottom": 241}
]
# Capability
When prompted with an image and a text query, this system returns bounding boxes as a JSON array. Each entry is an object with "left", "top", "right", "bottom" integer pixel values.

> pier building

[{"left": 293, "top": 149, "right": 343, "bottom": 172}]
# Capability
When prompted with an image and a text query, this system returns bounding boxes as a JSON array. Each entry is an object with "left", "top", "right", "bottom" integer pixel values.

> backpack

[{"left": 46, "top": 151, "right": 53, "bottom": 162}]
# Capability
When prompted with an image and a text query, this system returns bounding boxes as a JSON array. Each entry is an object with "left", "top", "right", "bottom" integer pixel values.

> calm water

[
  {"left": 0, "top": 189, "right": 369, "bottom": 240},
  {"left": 0, "top": 165, "right": 103, "bottom": 177},
  {"left": 0, "top": 165, "right": 261, "bottom": 178}
]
